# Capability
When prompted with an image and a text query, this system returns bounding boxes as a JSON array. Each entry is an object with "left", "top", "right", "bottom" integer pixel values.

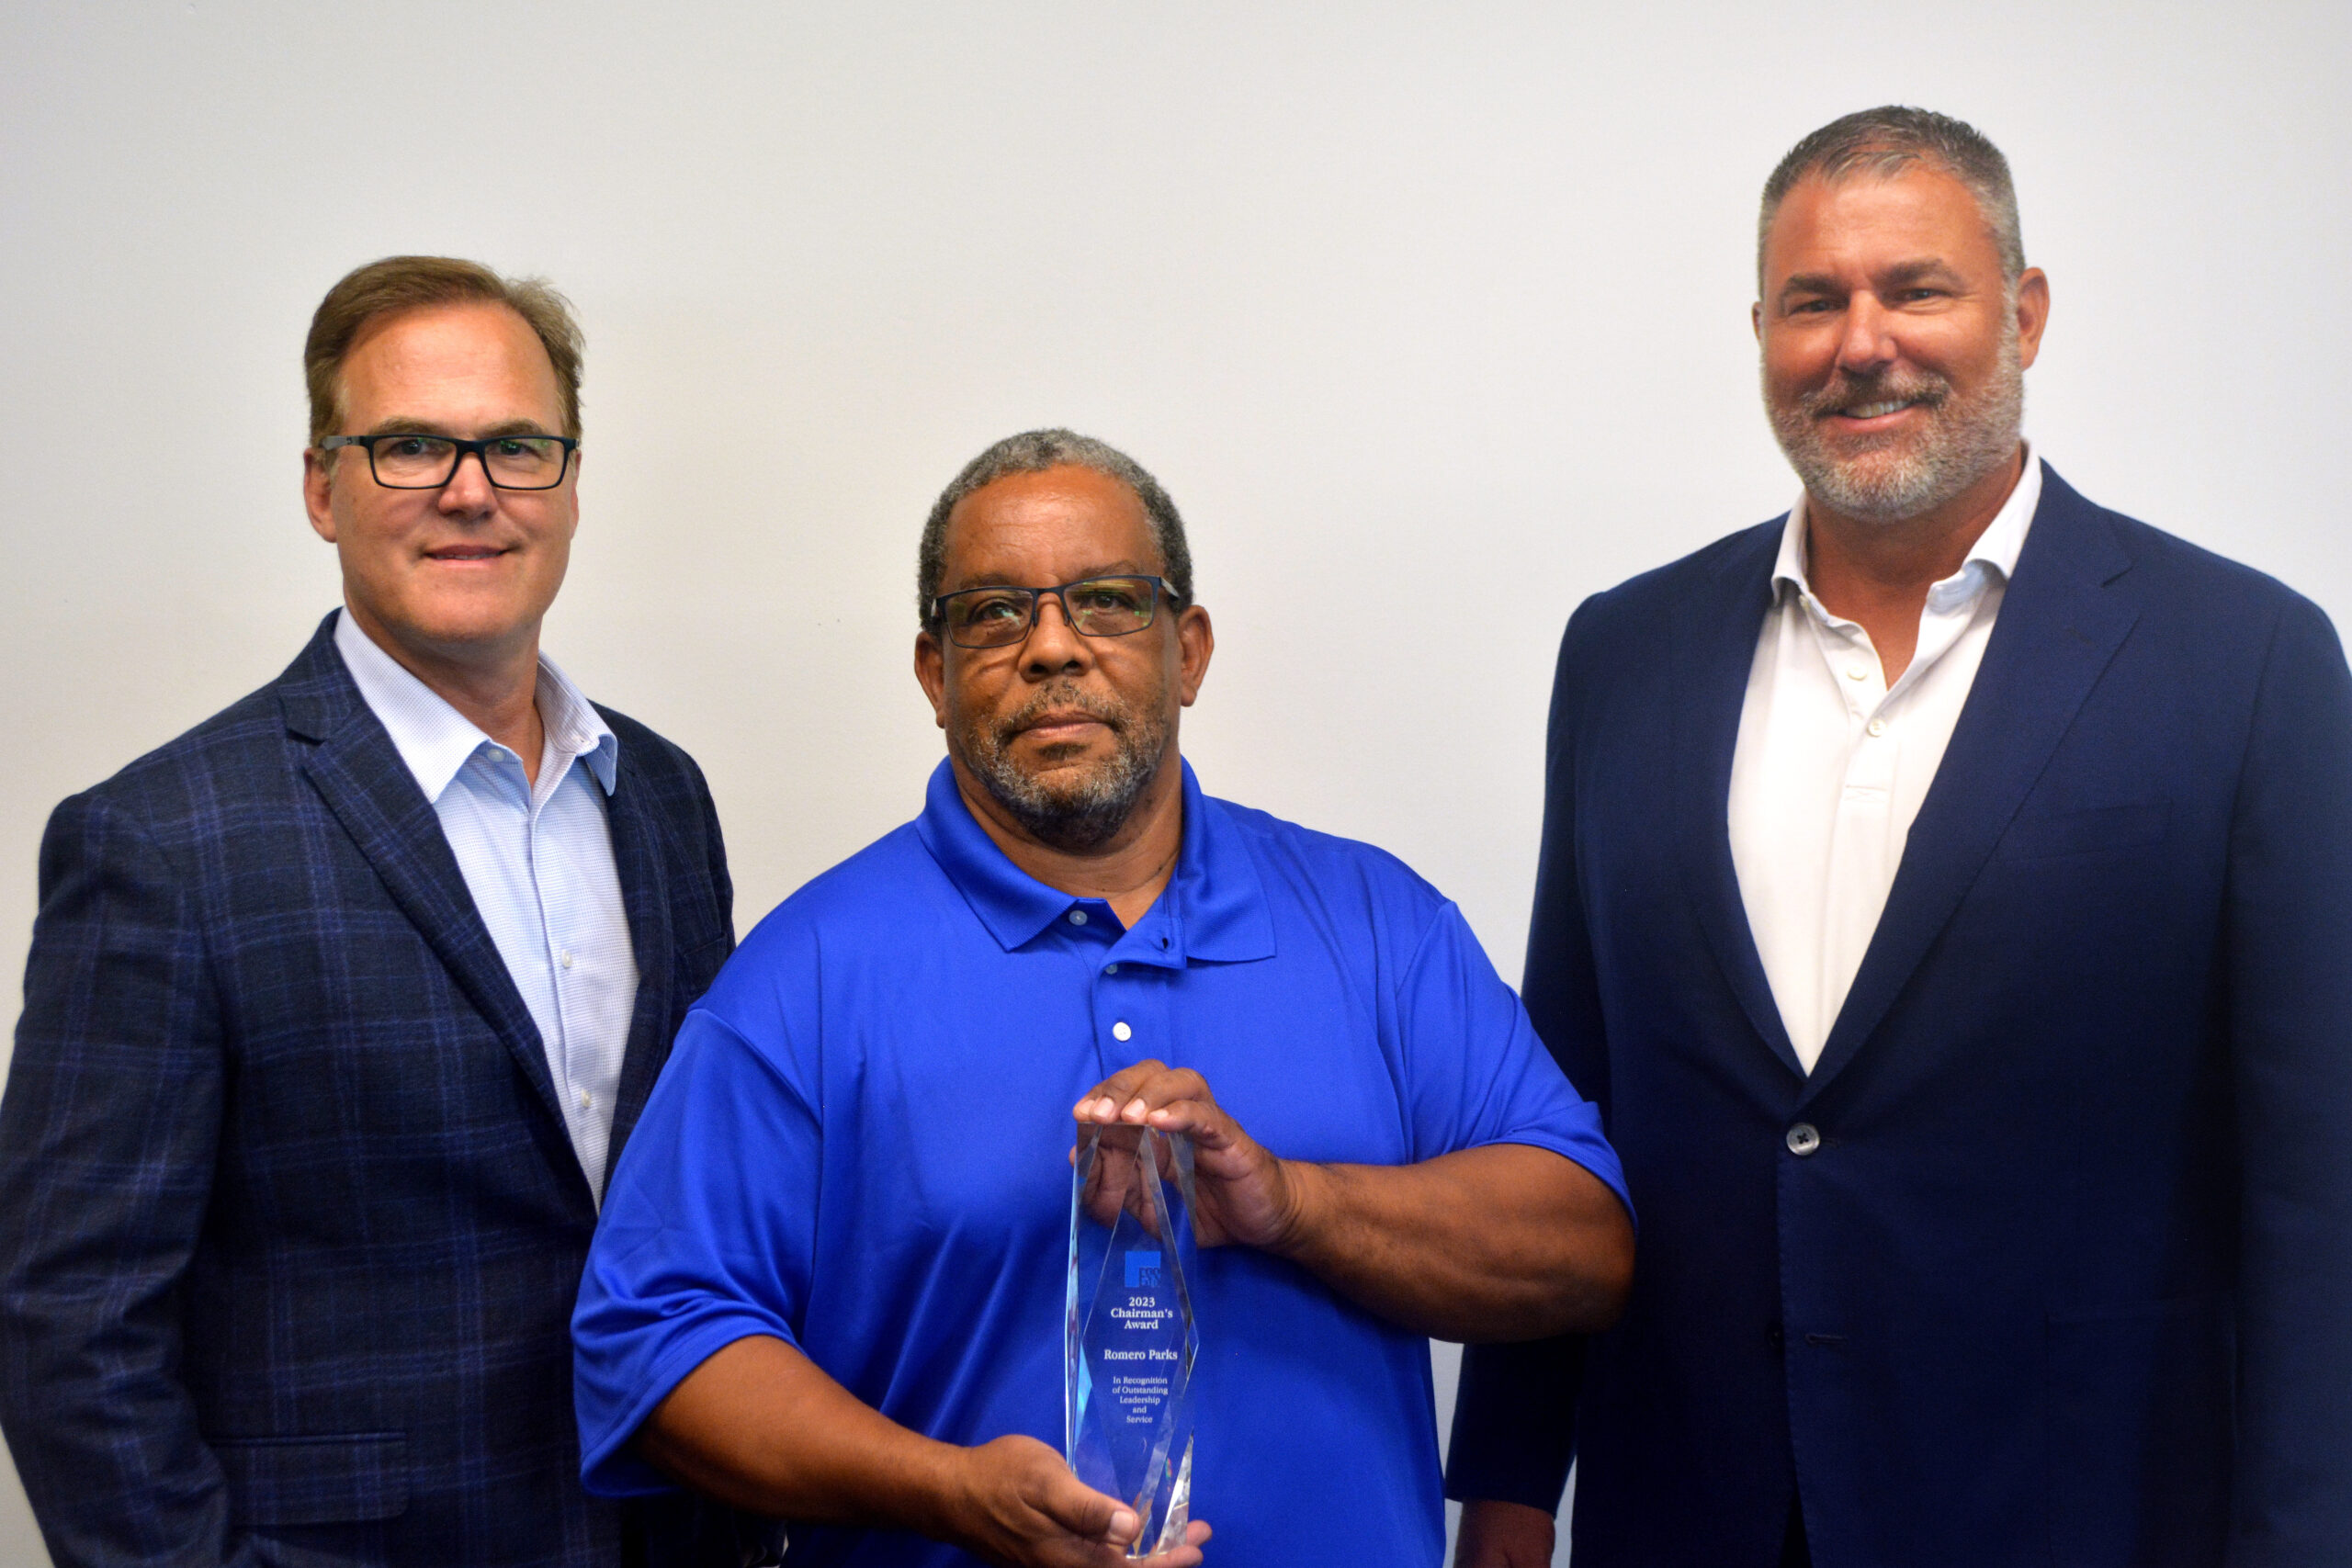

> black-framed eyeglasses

[
  {"left": 320, "top": 433, "right": 580, "bottom": 491},
  {"left": 929, "top": 575, "right": 1175, "bottom": 649}
]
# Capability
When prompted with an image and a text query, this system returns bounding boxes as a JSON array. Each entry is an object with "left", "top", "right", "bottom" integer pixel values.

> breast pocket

[
  {"left": 213, "top": 1432, "right": 409, "bottom": 1528},
  {"left": 1998, "top": 801, "right": 2170, "bottom": 862}
]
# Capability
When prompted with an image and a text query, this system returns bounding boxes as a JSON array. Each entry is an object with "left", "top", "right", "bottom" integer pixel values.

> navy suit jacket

[
  {"left": 0, "top": 615, "right": 755, "bottom": 1567},
  {"left": 1448, "top": 468, "right": 2352, "bottom": 1568}
]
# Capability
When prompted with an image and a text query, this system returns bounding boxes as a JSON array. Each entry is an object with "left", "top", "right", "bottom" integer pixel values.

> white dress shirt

[
  {"left": 335, "top": 610, "right": 639, "bottom": 1198},
  {"left": 1726, "top": 451, "right": 2041, "bottom": 1072}
]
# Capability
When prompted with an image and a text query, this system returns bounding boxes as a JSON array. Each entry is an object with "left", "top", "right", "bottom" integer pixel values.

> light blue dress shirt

[{"left": 335, "top": 610, "right": 639, "bottom": 1200}]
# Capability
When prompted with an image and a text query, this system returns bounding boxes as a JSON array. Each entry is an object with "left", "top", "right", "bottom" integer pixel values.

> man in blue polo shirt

[{"left": 573, "top": 429, "right": 1635, "bottom": 1567}]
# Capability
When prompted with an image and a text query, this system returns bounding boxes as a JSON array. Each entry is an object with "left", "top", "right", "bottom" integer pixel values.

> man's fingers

[
  {"left": 1075, "top": 1063, "right": 1222, "bottom": 1131},
  {"left": 1454, "top": 1498, "right": 1555, "bottom": 1568},
  {"left": 1141, "top": 1097, "right": 1236, "bottom": 1144},
  {"left": 1114, "top": 1068, "right": 1212, "bottom": 1123},
  {"left": 1127, "top": 1517, "right": 1212, "bottom": 1567},
  {"left": 1074, "top": 1059, "right": 1170, "bottom": 1120}
]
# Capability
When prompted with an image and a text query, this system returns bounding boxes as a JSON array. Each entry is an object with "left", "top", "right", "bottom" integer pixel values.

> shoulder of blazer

[
  {"left": 2035, "top": 463, "right": 2322, "bottom": 628},
  {"left": 1565, "top": 516, "right": 1786, "bottom": 654}
]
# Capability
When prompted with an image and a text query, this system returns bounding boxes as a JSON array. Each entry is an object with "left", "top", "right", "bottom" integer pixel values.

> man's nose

[
  {"left": 435, "top": 448, "right": 498, "bottom": 514},
  {"left": 1021, "top": 592, "right": 1092, "bottom": 674},
  {"left": 1835, "top": 293, "right": 1900, "bottom": 374}
]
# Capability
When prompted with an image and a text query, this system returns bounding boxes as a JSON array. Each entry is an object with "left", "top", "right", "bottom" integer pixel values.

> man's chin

[{"left": 1006, "top": 734, "right": 1118, "bottom": 773}]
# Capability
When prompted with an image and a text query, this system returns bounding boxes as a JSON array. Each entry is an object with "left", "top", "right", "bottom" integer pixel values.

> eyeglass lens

[{"left": 944, "top": 577, "right": 1159, "bottom": 648}]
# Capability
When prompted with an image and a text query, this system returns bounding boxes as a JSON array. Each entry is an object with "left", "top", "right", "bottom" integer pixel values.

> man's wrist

[
  {"left": 907, "top": 1438, "right": 981, "bottom": 1547},
  {"left": 1259, "top": 1156, "right": 1331, "bottom": 1262}
]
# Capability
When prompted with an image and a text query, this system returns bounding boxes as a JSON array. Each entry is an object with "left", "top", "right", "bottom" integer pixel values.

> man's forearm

[
  {"left": 639, "top": 1336, "right": 966, "bottom": 1531},
  {"left": 1264, "top": 1144, "right": 1632, "bottom": 1341},
  {"left": 639, "top": 1335, "right": 1187, "bottom": 1567}
]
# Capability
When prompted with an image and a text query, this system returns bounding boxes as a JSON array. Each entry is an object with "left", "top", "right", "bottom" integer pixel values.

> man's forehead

[
  {"left": 941, "top": 466, "right": 1159, "bottom": 578},
  {"left": 1764, "top": 166, "right": 1997, "bottom": 276},
  {"left": 336, "top": 302, "right": 564, "bottom": 422}
]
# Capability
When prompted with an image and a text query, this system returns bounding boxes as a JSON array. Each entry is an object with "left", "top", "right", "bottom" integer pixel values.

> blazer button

[{"left": 1785, "top": 1122, "right": 1822, "bottom": 1156}]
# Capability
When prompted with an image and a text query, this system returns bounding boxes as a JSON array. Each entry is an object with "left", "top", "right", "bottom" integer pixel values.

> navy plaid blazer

[{"left": 0, "top": 615, "right": 760, "bottom": 1567}]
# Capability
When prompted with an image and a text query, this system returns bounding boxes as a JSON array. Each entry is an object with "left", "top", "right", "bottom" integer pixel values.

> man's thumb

[{"left": 1048, "top": 1473, "right": 1138, "bottom": 1544}]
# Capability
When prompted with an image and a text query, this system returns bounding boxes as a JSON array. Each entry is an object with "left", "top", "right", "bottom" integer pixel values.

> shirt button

[
  {"left": 1112, "top": 1021, "right": 1133, "bottom": 1042},
  {"left": 1786, "top": 1122, "right": 1821, "bottom": 1156},
  {"left": 1865, "top": 717, "right": 1888, "bottom": 738},
  {"left": 559, "top": 950, "right": 575, "bottom": 969},
  {"left": 1104, "top": 964, "right": 1120, "bottom": 975},
  {"left": 1068, "top": 910, "right": 1089, "bottom": 927},
  {"left": 1847, "top": 664, "right": 1869, "bottom": 681},
  {"left": 577, "top": 1089, "right": 593, "bottom": 1111}
]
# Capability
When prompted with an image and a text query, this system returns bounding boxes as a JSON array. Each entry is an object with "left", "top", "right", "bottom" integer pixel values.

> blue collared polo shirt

[{"left": 575, "top": 760, "right": 1628, "bottom": 1567}]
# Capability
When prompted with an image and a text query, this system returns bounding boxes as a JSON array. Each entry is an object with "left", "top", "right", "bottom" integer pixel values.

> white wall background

[{"left": 3, "top": 3, "right": 2347, "bottom": 1563}]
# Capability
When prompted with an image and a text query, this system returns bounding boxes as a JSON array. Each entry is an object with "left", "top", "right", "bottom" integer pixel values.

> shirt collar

[
  {"left": 333, "top": 608, "right": 618, "bottom": 803},
  {"left": 1774, "top": 441, "right": 2042, "bottom": 613},
  {"left": 913, "top": 756, "right": 1275, "bottom": 965}
]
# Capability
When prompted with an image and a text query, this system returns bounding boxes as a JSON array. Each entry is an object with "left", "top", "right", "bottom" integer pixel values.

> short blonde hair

[{"left": 303, "top": 255, "right": 583, "bottom": 446}]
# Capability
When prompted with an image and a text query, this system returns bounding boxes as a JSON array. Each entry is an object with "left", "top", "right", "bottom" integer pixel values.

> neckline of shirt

[
  {"left": 332, "top": 607, "right": 618, "bottom": 806},
  {"left": 911, "top": 756, "right": 1277, "bottom": 966},
  {"left": 1773, "top": 442, "right": 2043, "bottom": 625}
]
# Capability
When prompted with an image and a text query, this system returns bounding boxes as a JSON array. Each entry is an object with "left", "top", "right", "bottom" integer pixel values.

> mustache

[
  {"left": 994, "top": 684, "right": 1128, "bottom": 746},
  {"left": 1801, "top": 367, "right": 1952, "bottom": 419}
]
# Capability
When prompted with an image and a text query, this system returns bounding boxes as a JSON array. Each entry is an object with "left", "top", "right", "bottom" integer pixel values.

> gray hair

[
  {"left": 918, "top": 428, "right": 1195, "bottom": 622},
  {"left": 1758, "top": 106, "right": 2026, "bottom": 289}
]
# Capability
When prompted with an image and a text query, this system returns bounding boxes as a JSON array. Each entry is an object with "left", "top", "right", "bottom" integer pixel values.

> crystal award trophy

[{"left": 1066, "top": 1122, "right": 1199, "bottom": 1557}]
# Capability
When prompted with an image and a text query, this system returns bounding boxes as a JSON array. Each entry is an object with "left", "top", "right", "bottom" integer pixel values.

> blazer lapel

[
  {"left": 601, "top": 741, "right": 677, "bottom": 1168},
  {"left": 1671, "top": 522, "right": 1805, "bottom": 1077},
  {"left": 1802, "top": 465, "right": 2139, "bottom": 1099},
  {"left": 277, "top": 619, "right": 573, "bottom": 1142}
]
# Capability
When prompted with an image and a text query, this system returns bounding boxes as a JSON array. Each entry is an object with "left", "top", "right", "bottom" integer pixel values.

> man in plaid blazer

[{"left": 0, "top": 258, "right": 760, "bottom": 1566}]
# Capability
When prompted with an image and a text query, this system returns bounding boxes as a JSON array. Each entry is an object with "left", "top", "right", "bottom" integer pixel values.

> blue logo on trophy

[{"left": 1125, "top": 1249, "right": 1161, "bottom": 1289}]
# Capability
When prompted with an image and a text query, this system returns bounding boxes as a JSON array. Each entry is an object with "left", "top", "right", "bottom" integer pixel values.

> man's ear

[
  {"left": 302, "top": 447, "right": 338, "bottom": 543},
  {"left": 2013, "top": 267, "right": 2051, "bottom": 371},
  {"left": 913, "top": 630, "right": 949, "bottom": 729},
  {"left": 1174, "top": 604, "right": 1214, "bottom": 707}
]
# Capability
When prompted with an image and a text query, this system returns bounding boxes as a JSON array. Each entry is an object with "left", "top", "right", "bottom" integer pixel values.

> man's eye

[
  {"left": 963, "top": 595, "right": 1025, "bottom": 624},
  {"left": 385, "top": 436, "right": 443, "bottom": 457}
]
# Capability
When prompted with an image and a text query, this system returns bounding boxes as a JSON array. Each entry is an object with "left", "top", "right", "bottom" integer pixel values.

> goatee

[
  {"left": 957, "top": 682, "right": 1170, "bottom": 853},
  {"left": 1766, "top": 330, "right": 2022, "bottom": 525}
]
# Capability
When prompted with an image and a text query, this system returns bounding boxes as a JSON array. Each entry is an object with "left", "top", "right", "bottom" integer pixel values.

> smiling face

[
  {"left": 1757, "top": 164, "right": 2047, "bottom": 527},
  {"left": 914, "top": 465, "right": 1212, "bottom": 854},
  {"left": 302, "top": 300, "right": 579, "bottom": 680}
]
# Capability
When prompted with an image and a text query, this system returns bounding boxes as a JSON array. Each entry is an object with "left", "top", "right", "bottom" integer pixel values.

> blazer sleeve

[
  {"left": 1445, "top": 604, "right": 1611, "bottom": 1513},
  {"left": 2222, "top": 594, "right": 2352, "bottom": 1566},
  {"left": 0, "top": 790, "right": 246, "bottom": 1568}
]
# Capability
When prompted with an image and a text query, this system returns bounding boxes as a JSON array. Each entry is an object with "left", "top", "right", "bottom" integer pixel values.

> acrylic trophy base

[{"left": 1066, "top": 1122, "right": 1200, "bottom": 1558}]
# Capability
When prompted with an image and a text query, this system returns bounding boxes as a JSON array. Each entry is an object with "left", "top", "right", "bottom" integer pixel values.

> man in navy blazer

[
  {"left": 1447, "top": 108, "right": 2352, "bottom": 1567},
  {"left": 0, "top": 259, "right": 759, "bottom": 1566}
]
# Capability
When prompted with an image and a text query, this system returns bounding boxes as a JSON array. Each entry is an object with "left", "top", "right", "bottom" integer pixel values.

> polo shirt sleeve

[
  {"left": 572, "top": 1003, "right": 820, "bottom": 1496},
  {"left": 1397, "top": 900, "right": 1632, "bottom": 1224}
]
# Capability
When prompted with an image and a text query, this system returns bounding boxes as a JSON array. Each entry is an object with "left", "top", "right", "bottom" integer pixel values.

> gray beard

[
  {"left": 1766, "top": 331, "right": 2023, "bottom": 525},
  {"left": 957, "top": 683, "right": 1170, "bottom": 853}
]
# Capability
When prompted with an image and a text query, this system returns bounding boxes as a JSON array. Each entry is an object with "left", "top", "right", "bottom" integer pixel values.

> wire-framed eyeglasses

[{"left": 929, "top": 575, "right": 1174, "bottom": 649}]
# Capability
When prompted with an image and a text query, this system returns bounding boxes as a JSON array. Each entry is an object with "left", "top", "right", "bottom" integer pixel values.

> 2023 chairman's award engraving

[{"left": 1067, "top": 1122, "right": 1199, "bottom": 1557}]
